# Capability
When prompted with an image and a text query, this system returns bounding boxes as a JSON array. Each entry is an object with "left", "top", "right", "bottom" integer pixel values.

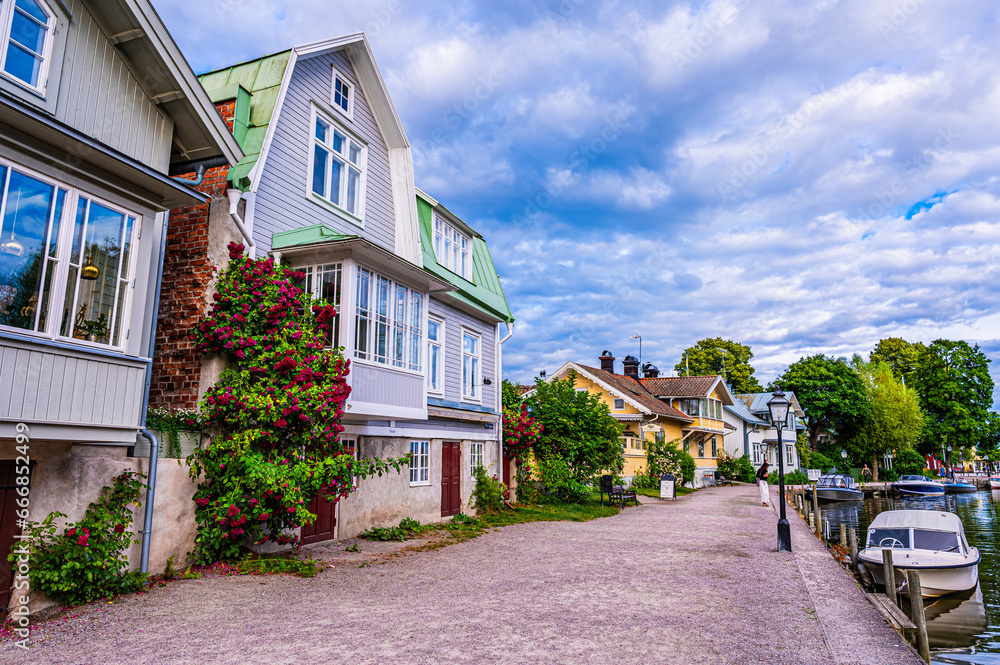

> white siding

[
  {"left": 428, "top": 298, "right": 496, "bottom": 410},
  {"left": 350, "top": 363, "right": 423, "bottom": 410}
]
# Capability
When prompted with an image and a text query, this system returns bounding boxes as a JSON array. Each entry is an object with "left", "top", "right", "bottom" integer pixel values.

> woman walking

[{"left": 757, "top": 461, "right": 770, "bottom": 506}]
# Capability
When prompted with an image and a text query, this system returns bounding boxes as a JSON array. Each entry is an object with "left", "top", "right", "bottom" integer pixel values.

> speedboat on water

[
  {"left": 892, "top": 475, "right": 945, "bottom": 497},
  {"left": 943, "top": 480, "right": 978, "bottom": 494},
  {"left": 805, "top": 474, "right": 863, "bottom": 502},
  {"left": 857, "top": 510, "right": 980, "bottom": 598},
  {"left": 989, "top": 476, "right": 1000, "bottom": 489}
]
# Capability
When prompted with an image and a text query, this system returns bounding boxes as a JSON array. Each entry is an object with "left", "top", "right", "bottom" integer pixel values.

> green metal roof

[
  {"left": 198, "top": 50, "right": 292, "bottom": 190},
  {"left": 416, "top": 195, "right": 514, "bottom": 323},
  {"left": 271, "top": 224, "right": 356, "bottom": 250}
]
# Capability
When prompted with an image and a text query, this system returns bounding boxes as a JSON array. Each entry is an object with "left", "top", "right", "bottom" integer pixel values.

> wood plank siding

[
  {"left": 351, "top": 362, "right": 423, "bottom": 410},
  {"left": 428, "top": 298, "right": 497, "bottom": 410},
  {"left": 253, "top": 50, "right": 396, "bottom": 254}
]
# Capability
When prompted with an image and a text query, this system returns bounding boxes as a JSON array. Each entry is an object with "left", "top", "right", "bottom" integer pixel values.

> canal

[{"left": 820, "top": 490, "right": 1000, "bottom": 664}]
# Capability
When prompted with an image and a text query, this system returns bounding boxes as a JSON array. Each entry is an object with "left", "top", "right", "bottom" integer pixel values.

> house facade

[
  {"left": 722, "top": 399, "right": 768, "bottom": 464},
  {"left": 153, "top": 34, "right": 513, "bottom": 543},
  {"left": 0, "top": 0, "right": 241, "bottom": 610},
  {"left": 736, "top": 392, "right": 806, "bottom": 475}
]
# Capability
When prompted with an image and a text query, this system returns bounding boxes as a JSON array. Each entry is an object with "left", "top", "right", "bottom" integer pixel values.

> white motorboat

[
  {"left": 891, "top": 475, "right": 945, "bottom": 497},
  {"left": 857, "top": 510, "right": 980, "bottom": 598},
  {"left": 989, "top": 475, "right": 1000, "bottom": 490}
]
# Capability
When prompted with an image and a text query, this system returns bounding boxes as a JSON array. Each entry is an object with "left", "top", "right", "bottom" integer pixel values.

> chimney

[
  {"left": 643, "top": 362, "right": 660, "bottom": 378},
  {"left": 623, "top": 355, "right": 640, "bottom": 379},
  {"left": 599, "top": 350, "right": 615, "bottom": 373}
]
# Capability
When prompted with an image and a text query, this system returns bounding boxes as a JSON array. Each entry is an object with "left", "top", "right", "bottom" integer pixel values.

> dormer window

[
  {"left": 1, "top": 0, "right": 54, "bottom": 94},
  {"left": 433, "top": 215, "right": 470, "bottom": 279},
  {"left": 310, "top": 108, "right": 366, "bottom": 220},
  {"left": 331, "top": 67, "right": 354, "bottom": 118}
]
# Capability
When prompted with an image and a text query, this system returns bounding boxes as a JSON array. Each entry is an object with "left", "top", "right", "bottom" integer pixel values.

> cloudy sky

[{"left": 153, "top": 0, "right": 1000, "bottom": 392}]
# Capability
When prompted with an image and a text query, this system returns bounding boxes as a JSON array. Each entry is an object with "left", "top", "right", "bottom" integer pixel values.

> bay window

[
  {"left": 462, "top": 329, "right": 480, "bottom": 400},
  {"left": 302, "top": 262, "right": 343, "bottom": 346},
  {"left": 433, "top": 215, "right": 470, "bottom": 279},
  {"left": 1, "top": 0, "right": 54, "bottom": 94},
  {"left": 354, "top": 266, "right": 422, "bottom": 371},
  {"left": 0, "top": 160, "right": 137, "bottom": 349},
  {"left": 310, "top": 109, "right": 365, "bottom": 219}
]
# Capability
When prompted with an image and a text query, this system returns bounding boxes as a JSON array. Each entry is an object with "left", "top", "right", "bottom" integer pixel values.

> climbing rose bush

[
  {"left": 503, "top": 403, "right": 542, "bottom": 502},
  {"left": 189, "top": 243, "right": 407, "bottom": 563}
]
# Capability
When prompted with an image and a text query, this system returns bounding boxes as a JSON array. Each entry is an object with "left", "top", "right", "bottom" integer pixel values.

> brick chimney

[
  {"left": 623, "top": 355, "right": 640, "bottom": 379},
  {"left": 643, "top": 363, "right": 660, "bottom": 378},
  {"left": 599, "top": 350, "right": 615, "bottom": 372}
]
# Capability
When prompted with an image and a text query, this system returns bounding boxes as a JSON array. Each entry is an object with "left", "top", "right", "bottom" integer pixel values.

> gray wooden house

[
  {"left": 195, "top": 34, "right": 514, "bottom": 542},
  {"left": 0, "top": 0, "right": 241, "bottom": 610}
]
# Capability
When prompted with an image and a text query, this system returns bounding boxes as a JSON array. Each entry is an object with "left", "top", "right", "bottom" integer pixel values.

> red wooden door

[
  {"left": 441, "top": 442, "right": 461, "bottom": 517},
  {"left": 502, "top": 451, "right": 512, "bottom": 486},
  {"left": 0, "top": 461, "right": 26, "bottom": 610},
  {"left": 301, "top": 488, "right": 336, "bottom": 545}
]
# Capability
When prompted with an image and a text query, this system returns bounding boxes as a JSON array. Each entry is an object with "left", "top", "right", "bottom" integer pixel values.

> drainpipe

[
  {"left": 227, "top": 189, "right": 256, "bottom": 257},
  {"left": 497, "top": 322, "right": 513, "bottom": 480}
]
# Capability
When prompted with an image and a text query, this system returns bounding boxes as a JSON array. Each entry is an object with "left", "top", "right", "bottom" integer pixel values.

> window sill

[
  {"left": 460, "top": 395, "right": 483, "bottom": 405},
  {"left": 307, "top": 192, "right": 365, "bottom": 230},
  {"left": 0, "top": 329, "right": 142, "bottom": 362},
  {"left": 1, "top": 71, "right": 47, "bottom": 100},
  {"left": 409, "top": 480, "right": 432, "bottom": 488}
]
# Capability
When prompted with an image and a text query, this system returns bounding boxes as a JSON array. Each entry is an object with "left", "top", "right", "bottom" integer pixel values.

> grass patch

[{"left": 634, "top": 485, "right": 695, "bottom": 499}]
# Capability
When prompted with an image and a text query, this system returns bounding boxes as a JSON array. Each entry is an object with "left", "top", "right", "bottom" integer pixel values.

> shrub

[
  {"left": 717, "top": 452, "right": 756, "bottom": 483},
  {"left": 894, "top": 447, "right": 926, "bottom": 475},
  {"left": 769, "top": 469, "right": 810, "bottom": 485},
  {"left": 359, "top": 518, "right": 433, "bottom": 542},
  {"left": 471, "top": 464, "right": 508, "bottom": 513},
  {"left": 647, "top": 438, "right": 696, "bottom": 485},
  {"left": 880, "top": 467, "right": 900, "bottom": 482},
  {"left": 13, "top": 471, "right": 147, "bottom": 606},
  {"left": 536, "top": 455, "right": 591, "bottom": 503},
  {"left": 629, "top": 468, "right": 658, "bottom": 490}
]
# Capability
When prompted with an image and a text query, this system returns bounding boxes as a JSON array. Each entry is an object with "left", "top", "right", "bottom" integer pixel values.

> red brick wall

[{"left": 149, "top": 100, "right": 237, "bottom": 411}]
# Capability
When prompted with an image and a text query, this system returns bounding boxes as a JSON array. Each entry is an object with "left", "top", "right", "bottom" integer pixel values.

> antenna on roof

[{"left": 630, "top": 335, "right": 642, "bottom": 368}]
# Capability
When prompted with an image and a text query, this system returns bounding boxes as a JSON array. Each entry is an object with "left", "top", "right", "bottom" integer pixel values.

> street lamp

[
  {"left": 946, "top": 443, "right": 953, "bottom": 479},
  {"left": 768, "top": 389, "right": 792, "bottom": 552},
  {"left": 841, "top": 449, "right": 848, "bottom": 473}
]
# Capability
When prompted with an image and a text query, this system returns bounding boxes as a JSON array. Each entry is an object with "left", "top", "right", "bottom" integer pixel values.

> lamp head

[{"left": 767, "top": 389, "right": 790, "bottom": 425}]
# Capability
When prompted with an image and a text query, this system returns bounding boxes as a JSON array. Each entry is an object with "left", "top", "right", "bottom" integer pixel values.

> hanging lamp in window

[
  {"left": 81, "top": 255, "right": 100, "bottom": 280},
  {"left": 0, "top": 231, "right": 23, "bottom": 257}
]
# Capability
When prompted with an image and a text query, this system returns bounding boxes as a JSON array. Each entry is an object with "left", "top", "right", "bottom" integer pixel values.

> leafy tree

[
  {"left": 978, "top": 412, "right": 1000, "bottom": 469},
  {"left": 913, "top": 340, "right": 993, "bottom": 460},
  {"left": 845, "top": 360, "right": 924, "bottom": 481},
  {"left": 894, "top": 447, "right": 926, "bottom": 476},
  {"left": 870, "top": 338, "right": 924, "bottom": 383},
  {"left": 770, "top": 354, "right": 869, "bottom": 451},
  {"left": 524, "top": 372, "right": 624, "bottom": 487},
  {"left": 674, "top": 338, "right": 763, "bottom": 394},
  {"left": 501, "top": 378, "right": 525, "bottom": 412}
]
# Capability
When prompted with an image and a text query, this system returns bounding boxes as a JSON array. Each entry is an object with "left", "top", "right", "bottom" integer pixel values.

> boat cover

[{"left": 869, "top": 510, "right": 964, "bottom": 533}]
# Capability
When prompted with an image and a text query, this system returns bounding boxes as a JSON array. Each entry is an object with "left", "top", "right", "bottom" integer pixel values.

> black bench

[
  {"left": 715, "top": 471, "right": 734, "bottom": 486},
  {"left": 600, "top": 475, "right": 639, "bottom": 507}
]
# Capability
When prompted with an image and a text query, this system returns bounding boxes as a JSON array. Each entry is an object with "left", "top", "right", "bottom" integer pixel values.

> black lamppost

[
  {"left": 946, "top": 443, "right": 953, "bottom": 479},
  {"left": 768, "top": 389, "right": 792, "bottom": 552}
]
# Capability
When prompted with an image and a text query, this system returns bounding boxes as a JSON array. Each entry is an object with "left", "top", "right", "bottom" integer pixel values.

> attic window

[
  {"left": 613, "top": 398, "right": 625, "bottom": 410},
  {"left": 1, "top": 0, "right": 55, "bottom": 94},
  {"left": 433, "top": 214, "right": 471, "bottom": 279},
  {"left": 331, "top": 67, "right": 353, "bottom": 118}
]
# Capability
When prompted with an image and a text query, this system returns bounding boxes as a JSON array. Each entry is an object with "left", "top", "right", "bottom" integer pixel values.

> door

[
  {"left": 502, "top": 450, "right": 512, "bottom": 486},
  {"left": 441, "top": 442, "right": 461, "bottom": 517},
  {"left": 0, "top": 461, "right": 26, "bottom": 610},
  {"left": 301, "top": 488, "right": 336, "bottom": 545}
]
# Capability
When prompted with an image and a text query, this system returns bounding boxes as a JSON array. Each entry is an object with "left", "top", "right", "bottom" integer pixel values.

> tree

[
  {"left": 770, "top": 354, "right": 869, "bottom": 451},
  {"left": 978, "top": 412, "right": 1000, "bottom": 470},
  {"left": 913, "top": 340, "right": 994, "bottom": 461},
  {"left": 845, "top": 359, "right": 925, "bottom": 481},
  {"left": 894, "top": 447, "right": 926, "bottom": 476},
  {"left": 870, "top": 338, "right": 924, "bottom": 383},
  {"left": 674, "top": 338, "right": 763, "bottom": 394},
  {"left": 524, "top": 372, "right": 624, "bottom": 485},
  {"left": 501, "top": 378, "right": 524, "bottom": 412}
]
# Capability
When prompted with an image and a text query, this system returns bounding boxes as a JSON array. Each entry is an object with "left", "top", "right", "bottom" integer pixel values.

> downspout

[
  {"left": 227, "top": 189, "right": 256, "bottom": 257},
  {"left": 497, "top": 322, "right": 512, "bottom": 482}
]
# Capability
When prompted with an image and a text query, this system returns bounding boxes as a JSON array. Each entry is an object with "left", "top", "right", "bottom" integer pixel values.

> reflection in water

[{"left": 820, "top": 491, "right": 1000, "bottom": 660}]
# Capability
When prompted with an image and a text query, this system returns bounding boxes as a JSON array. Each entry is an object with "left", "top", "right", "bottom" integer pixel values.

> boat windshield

[
  {"left": 869, "top": 528, "right": 911, "bottom": 549},
  {"left": 913, "top": 529, "right": 961, "bottom": 552},
  {"left": 899, "top": 475, "right": 929, "bottom": 482}
]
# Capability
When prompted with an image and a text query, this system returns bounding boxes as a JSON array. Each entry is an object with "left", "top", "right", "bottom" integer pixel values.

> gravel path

[{"left": 1, "top": 485, "right": 920, "bottom": 664}]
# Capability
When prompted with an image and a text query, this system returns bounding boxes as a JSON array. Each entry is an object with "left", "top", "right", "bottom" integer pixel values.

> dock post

[
  {"left": 907, "top": 570, "right": 931, "bottom": 664},
  {"left": 839, "top": 522, "right": 846, "bottom": 546},
  {"left": 811, "top": 485, "right": 820, "bottom": 534},
  {"left": 849, "top": 528, "right": 858, "bottom": 568},
  {"left": 816, "top": 509, "right": 823, "bottom": 539},
  {"left": 882, "top": 548, "right": 897, "bottom": 607}
]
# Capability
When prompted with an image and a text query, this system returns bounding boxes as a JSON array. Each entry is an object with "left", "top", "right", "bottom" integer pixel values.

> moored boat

[
  {"left": 943, "top": 480, "right": 978, "bottom": 494},
  {"left": 805, "top": 474, "right": 863, "bottom": 502},
  {"left": 892, "top": 475, "right": 945, "bottom": 497},
  {"left": 989, "top": 476, "right": 1000, "bottom": 490},
  {"left": 857, "top": 510, "right": 980, "bottom": 598}
]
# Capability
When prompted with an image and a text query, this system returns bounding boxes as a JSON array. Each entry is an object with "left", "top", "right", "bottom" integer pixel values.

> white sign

[{"left": 659, "top": 476, "right": 675, "bottom": 500}]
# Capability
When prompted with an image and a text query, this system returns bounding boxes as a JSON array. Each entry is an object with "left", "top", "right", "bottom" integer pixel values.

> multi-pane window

[
  {"left": 462, "top": 330, "right": 480, "bottom": 400},
  {"left": 697, "top": 439, "right": 705, "bottom": 458},
  {"left": 470, "top": 441, "right": 483, "bottom": 474},
  {"left": 331, "top": 69, "right": 353, "bottom": 116},
  {"left": 711, "top": 437, "right": 718, "bottom": 458},
  {"left": 0, "top": 160, "right": 137, "bottom": 349},
  {"left": 302, "top": 263, "right": 342, "bottom": 346},
  {"left": 1, "top": 0, "right": 53, "bottom": 93},
  {"left": 433, "top": 215, "right": 471, "bottom": 279},
  {"left": 355, "top": 266, "right": 422, "bottom": 371},
  {"left": 409, "top": 440, "right": 429, "bottom": 485},
  {"left": 311, "top": 113, "right": 365, "bottom": 218},
  {"left": 613, "top": 398, "right": 625, "bottom": 410},
  {"left": 427, "top": 317, "right": 443, "bottom": 394}
]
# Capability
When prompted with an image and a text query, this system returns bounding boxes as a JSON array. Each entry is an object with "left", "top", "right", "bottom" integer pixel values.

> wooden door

[
  {"left": 301, "top": 488, "right": 336, "bottom": 545},
  {"left": 441, "top": 442, "right": 461, "bottom": 517},
  {"left": 0, "top": 461, "right": 26, "bottom": 610},
  {"left": 502, "top": 450, "right": 512, "bottom": 486}
]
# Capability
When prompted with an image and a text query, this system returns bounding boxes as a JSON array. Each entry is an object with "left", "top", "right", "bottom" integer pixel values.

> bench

[
  {"left": 715, "top": 471, "right": 734, "bottom": 486},
  {"left": 600, "top": 475, "right": 638, "bottom": 507}
]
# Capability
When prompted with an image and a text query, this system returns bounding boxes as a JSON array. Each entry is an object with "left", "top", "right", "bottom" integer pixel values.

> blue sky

[{"left": 153, "top": 0, "right": 1000, "bottom": 393}]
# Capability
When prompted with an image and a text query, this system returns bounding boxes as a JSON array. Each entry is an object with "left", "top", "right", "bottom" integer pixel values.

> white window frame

[
  {"left": 0, "top": 157, "right": 140, "bottom": 352},
  {"left": 433, "top": 214, "right": 471, "bottom": 280},
  {"left": 301, "top": 262, "right": 343, "bottom": 347},
  {"left": 0, "top": 0, "right": 55, "bottom": 96},
  {"left": 613, "top": 397, "right": 625, "bottom": 411},
  {"left": 426, "top": 315, "right": 444, "bottom": 395},
  {"left": 307, "top": 104, "right": 367, "bottom": 226},
  {"left": 330, "top": 66, "right": 355, "bottom": 120},
  {"left": 461, "top": 328, "right": 481, "bottom": 402},
  {"left": 470, "top": 441, "right": 484, "bottom": 475},
  {"left": 409, "top": 440, "right": 430, "bottom": 486},
  {"left": 354, "top": 265, "right": 423, "bottom": 374}
]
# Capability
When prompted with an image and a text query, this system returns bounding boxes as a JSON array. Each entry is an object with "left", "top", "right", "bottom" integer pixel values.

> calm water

[{"left": 819, "top": 490, "right": 1000, "bottom": 664}]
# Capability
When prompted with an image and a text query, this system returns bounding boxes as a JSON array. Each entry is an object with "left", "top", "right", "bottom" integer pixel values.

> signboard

[{"left": 659, "top": 473, "right": 676, "bottom": 500}]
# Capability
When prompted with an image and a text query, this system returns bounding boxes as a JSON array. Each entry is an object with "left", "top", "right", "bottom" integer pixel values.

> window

[
  {"left": 427, "top": 317, "right": 444, "bottom": 393},
  {"left": 433, "top": 215, "right": 471, "bottom": 279},
  {"left": 470, "top": 441, "right": 483, "bottom": 474},
  {"left": 0, "top": 0, "right": 54, "bottom": 93},
  {"left": 0, "top": 160, "right": 137, "bottom": 349},
  {"left": 613, "top": 398, "right": 625, "bottom": 410},
  {"left": 711, "top": 437, "right": 717, "bottom": 458},
  {"left": 355, "top": 266, "right": 422, "bottom": 371},
  {"left": 311, "top": 111, "right": 365, "bottom": 218},
  {"left": 462, "top": 330, "right": 480, "bottom": 400},
  {"left": 786, "top": 444, "right": 794, "bottom": 463},
  {"left": 331, "top": 68, "right": 354, "bottom": 117},
  {"left": 341, "top": 438, "right": 357, "bottom": 486},
  {"left": 752, "top": 444, "right": 761, "bottom": 464},
  {"left": 409, "top": 440, "right": 429, "bottom": 485},
  {"left": 697, "top": 439, "right": 705, "bottom": 458},
  {"left": 302, "top": 263, "right": 342, "bottom": 346}
]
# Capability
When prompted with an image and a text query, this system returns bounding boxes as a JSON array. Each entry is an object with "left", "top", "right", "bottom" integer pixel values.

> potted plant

[{"left": 80, "top": 313, "right": 108, "bottom": 343}]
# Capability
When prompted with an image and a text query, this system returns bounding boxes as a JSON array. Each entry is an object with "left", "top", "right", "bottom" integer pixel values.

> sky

[{"left": 152, "top": 0, "right": 1000, "bottom": 394}]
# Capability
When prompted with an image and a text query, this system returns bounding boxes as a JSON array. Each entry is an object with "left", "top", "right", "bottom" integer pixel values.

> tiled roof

[
  {"left": 639, "top": 375, "right": 720, "bottom": 397},
  {"left": 575, "top": 365, "right": 692, "bottom": 421}
]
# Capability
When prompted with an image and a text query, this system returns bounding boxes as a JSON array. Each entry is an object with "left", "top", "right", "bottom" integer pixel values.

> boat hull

[
  {"left": 859, "top": 552, "right": 980, "bottom": 597},
  {"left": 807, "top": 488, "right": 864, "bottom": 502},
  {"left": 892, "top": 482, "right": 944, "bottom": 497},
  {"left": 944, "top": 484, "right": 978, "bottom": 494},
  {"left": 990, "top": 479, "right": 1000, "bottom": 489}
]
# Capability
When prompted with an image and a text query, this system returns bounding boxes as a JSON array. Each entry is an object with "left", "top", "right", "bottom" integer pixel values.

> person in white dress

[{"left": 756, "top": 461, "right": 770, "bottom": 506}]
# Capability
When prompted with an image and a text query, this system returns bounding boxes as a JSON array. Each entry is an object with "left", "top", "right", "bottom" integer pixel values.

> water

[{"left": 818, "top": 490, "right": 1000, "bottom": 664}]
